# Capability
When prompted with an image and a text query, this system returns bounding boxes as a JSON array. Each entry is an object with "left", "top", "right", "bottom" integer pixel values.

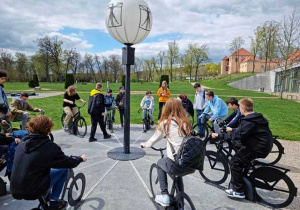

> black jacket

[
  {"left": 10, "top": 134, "right": 83, "bottom": 200},
  {"left": 182, "top": 98, "right": 194, "bottom": 118},
  {"left": 88, "top": 89, "right": 105, "bottom": 115},
  {"left": 220, "top": 113, "right": 273, "bottom": 158},
  {"left": 116, "top": 92, "right": 125, "bottom": 109}
]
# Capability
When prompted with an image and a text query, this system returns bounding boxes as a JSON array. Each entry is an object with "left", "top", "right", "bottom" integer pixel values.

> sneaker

[
  {"left": 48, "top": 199, "right": 68, "bottom": 210},
  {"left": 89, "top": 138, "right": 97, "bottom": 142},
  {"left": 104, "top": 134, "right": 111, "bottom": 139},
  {"left": 155, "top": 194, "right": 171, "bottom": 207},
  {"left": 151, "top": 121, "right": 154, "bottom": 126},
  {"left": 62, "top": 124, "right": 68, "bottom": 131},
  {"left": 225, "top": 189, "right": 245, "bottom": 199}
]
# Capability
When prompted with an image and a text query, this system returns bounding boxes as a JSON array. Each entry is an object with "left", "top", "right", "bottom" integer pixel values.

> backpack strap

[{"left": 172, "top": 119, "right": 187, "bottom": 136}]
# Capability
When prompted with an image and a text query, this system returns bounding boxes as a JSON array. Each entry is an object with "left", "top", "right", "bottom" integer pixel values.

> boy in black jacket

[
  {"left": 212, "top": 98, "right": 273, "bottom": 199},
  {"left": 10, "top": 116, "right": 87, "bottom": 210},
  {"left": 88, "top": 83, "right": 111, "bottom": 142}
]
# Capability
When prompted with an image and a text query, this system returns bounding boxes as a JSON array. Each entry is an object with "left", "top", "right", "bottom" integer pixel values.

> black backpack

[{"left": 168, "top": 120, "right": 206, "bottom": 171}]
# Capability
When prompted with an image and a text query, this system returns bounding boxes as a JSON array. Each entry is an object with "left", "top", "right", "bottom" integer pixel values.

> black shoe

[
  {"left": 48, "top": 200, "right": 68, "bottom": 210},
  {"left": 112, "top": 117, "right": 115, "bottom": 122},
  {"left": 104, "top": 134, "right": 111, "bottom": 139},
  {"left": 89, "top": 138, "right": 97, "bottom": 142}
]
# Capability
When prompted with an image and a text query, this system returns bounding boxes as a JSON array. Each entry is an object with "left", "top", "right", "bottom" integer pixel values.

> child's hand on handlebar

[
  {"left": 211, "top": 133, "right": 218, "bottom": 139},
  {"left": 81, "top": 155, "right": 87, "bottom": 162},
  {"left": 140, "top": 142, "right": 146, "bottom": 148},
  {"left": 226, "top": 127, "right": 232, "bottom": 132}
]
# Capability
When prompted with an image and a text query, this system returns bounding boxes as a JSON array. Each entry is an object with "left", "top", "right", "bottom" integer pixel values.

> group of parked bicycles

[{"left": 149, "top": 114, "right": 297, "bottom": 209}]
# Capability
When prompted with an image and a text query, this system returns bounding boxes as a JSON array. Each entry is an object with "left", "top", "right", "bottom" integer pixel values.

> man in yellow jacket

[{"left": 156, "top": 81, "right": 170, "bottom": 121}]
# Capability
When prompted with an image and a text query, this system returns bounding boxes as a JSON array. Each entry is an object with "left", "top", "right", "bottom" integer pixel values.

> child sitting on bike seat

[
  {"left": 140, "top": 98, "right": 195, "bottom": 207},
  {"left": 140, "top": 91, "right": 154, "bottom": 126},
  {"left": 224, "top": 97, "right": 243, "bottom": 129},
  {"left": 104, "top": 89, "right": 116, "bottom": 123},
  {"left": 10, "top": 115, "right": 87, "bottom": 210},
  {"left": 211, "top": 98, "right": 273, "bottom": 199}
]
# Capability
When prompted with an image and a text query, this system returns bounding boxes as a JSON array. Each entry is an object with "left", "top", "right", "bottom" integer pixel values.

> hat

[
  {"left": 119, "top": 86, "right": 125, "bottom": 90},
  {"left": 178, "top": 94, "right": 187, "bottom": 102},
  {"left": 107, "top": 89, "right": 112, "bottom": 93}
]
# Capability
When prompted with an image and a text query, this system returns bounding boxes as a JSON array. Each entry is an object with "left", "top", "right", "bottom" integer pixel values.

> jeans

[
  {"left": 157, "top": 157, "right": 195, "bottom": 195},
  {"left": 196, "top": 109, "right": 204, "bottom": 134},
  {"left": 90, "top": 114, "right": 108, "bottom": 139},
  {"left": 105, "top": 106, "right": 116, "bottom": 122},
  {"left": 143, "top": 109, "right": 153, "bottom": 122},
  {"left": 230, "top": 147, "right": 258, "bottom": 192},
  {"left": 49, "top": 168, "right": 68, "bottom": 201},
  {"left": 119, "top": 109, "right": 124, "bottom": 125}
]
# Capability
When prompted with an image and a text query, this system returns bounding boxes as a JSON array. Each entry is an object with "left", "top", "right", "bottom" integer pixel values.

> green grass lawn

[{"left": 5, "top": 74, "right": 300, "bottom": 141}]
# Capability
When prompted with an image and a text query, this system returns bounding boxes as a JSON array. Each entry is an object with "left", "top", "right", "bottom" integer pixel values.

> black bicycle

[
  {"left": 200, "top": 137, "right": 297, "bottom": 208},
  {"left": 105, "top": 108, "right": 114, "bottom": 133},
  {"left": 61, "top": 103, "right": 87, "bottom": 138},
  {"left": 149, "top": 147, "right": 196, "bottom": 210},
  {"left": 138, "top": 108, "right": 151, "bottom": 133}
]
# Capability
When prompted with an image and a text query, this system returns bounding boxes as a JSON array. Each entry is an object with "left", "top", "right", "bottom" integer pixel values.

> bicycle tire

[
  {"left": 68, "top": 172, "right": 86, "bottom": 206},
  {"left": 61, "top": 113, "right": 66, "bottom": 127},
  {"left": 199, "top": 150, "right": 229, "bottom": 185},
  {"left": 263, "top": 139, "right": 284, "bottom": 165},
  {"left": 192, "top": 123, "right": 209, "bottom": 141},
  {"left": 174, "top": 191, "right": 196, "bottom": 210},
  {"left": 250, "top": 166, "right": 296, "bottom": 208},
  {"left": 149, "top": 163, "right": 160, "bottom": 198},
  {"left": 75, "top": 117, "right": 87, "bottom": 138},
  {"left": 204, "top": 137, "right": 234, "bottom": 159}
]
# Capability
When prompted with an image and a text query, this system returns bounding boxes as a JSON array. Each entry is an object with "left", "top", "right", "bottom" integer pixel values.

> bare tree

[
  {"left": 83, "top": 53, "right": 96, "bottom": 82},
  {"left": 229, "top": 37, "right": 245, "bottom": 73},
  {"left": 101, "top": 56, "right": 110, "bottom": 82},
  {"left": 167, "top": 41, "right": 179, "bottom": 82},
  {"left": 258, "top": 21, "right": 280, "bottom": 71},
  {"left": 194, "top": 44, "right": 209, "bottom": 80},
  {"left": 109, "top": 55, "right": 122, "bottom": 83},
  {"left": 63, "top": 48, "right": 80, "bottom": 75},
  {"left": 250, "top": 27, "right": 263, "bottom": 73},
  {"left": 15, "top": 53, "right": 29, "bottom": 81},
  {"left": 275, "top": 9, "right": 300, "bottom": 99},
  {"left": 0, "top": 48, "right": 14, "bottom": 72},
  {"left": 184, "top": 44, "right": 195, "bottom": 81},
  {"left": 37, "top": 36, "right": 63, "bottom": 82},
  {"left": 157, "top": 51, "right": 165, "bottom": 73},
  {"left": 94, "top": 55, "right": 103, "bottom": 82}
]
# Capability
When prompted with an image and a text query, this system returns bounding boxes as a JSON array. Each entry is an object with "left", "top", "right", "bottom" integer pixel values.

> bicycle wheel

[
  {"left": 250, "top": 166, "right": 296, "bottom": 208},
  {"left": 68, "top": 172, "right": 86, "bottom": 206},
  {"left": 262, "top": 139, "right": 284, "bottom": 165},
  {"left": 174, "top": 192, "right": 196, "bottom": 210},
  {"left": 76, "top": 117, "right": 87, "bottom": 138},
  {"left": 149, "top": 163, "right": 160, "bottom": 198},
  {"left": 192, "top": 123, "right": 209, "bottom": 141},
  {"left": 61, "top": 113, "right": 66, "bottom": 127},
  {"left": 199, "top": 150, "right": 229, "bottom": 185}
]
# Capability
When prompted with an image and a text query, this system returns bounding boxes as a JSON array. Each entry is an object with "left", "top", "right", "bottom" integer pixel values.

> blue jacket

[
  {"left": 225, "top": 108, "right": 243, "bottom": 128},
  {"left": 104, "top": 94, "right": 116, "bottom": 107},
  {"left": 203, "top": 95, "right": 228, "bottom": 120}
]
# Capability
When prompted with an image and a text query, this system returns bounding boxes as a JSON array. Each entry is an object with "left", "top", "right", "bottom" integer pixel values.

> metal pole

[{"left": 124, "top": 62, "right": 130, "bottom": 154}]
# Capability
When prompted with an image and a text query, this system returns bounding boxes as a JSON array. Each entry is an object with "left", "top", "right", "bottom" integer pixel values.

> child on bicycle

[
  {"left": 211, "top": 98, "right": 273, "bottom": 199},
  {"left": 140, "top": 91, "right": 154, "bottom": 126},
  {"left": 140, "top": 98, "right": 195, "bottom": 207},
  {"left": 224, "top": 97, "right": 243, "bottom": 129},
  {"left": 10, "top": 115, "right": 87, "bottom": 210},
  {"left": 104, "top": 89, "right": 116, "bottom": 123},
  {"left": 62, "top": 85, "right": 86, "bottom": 131}
]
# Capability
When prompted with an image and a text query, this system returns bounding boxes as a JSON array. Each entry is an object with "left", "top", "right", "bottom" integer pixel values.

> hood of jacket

[
  {"left": 12, "top": 96, "right": 23, "bottom": 105},
  {"left": 23, "top": 134, "right": 50, "bottom": 153},
  {"left": 241, "top": 112, "right": 269, "bottom": 126},
  {"left": 90, "top": 89, "right": 102, "bottom": 96}
]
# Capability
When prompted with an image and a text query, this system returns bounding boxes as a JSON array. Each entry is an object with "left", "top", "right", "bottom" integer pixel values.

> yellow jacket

[{"left": 157, "top": 87, "right": 170, "bottom": 102}]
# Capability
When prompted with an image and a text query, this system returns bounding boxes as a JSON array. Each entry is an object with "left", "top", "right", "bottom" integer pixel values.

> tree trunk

[{"left": 252, "top": 55, "right": 255, "bottom": 73}]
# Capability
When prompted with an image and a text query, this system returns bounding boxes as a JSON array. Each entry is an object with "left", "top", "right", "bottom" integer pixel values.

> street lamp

[{"left": 105, "top": 0, "right": 152, "bottom": 160}]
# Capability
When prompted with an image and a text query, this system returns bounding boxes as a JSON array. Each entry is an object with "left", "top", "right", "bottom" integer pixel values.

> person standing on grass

[
  {"left": 156, "top": 80, "right": 170, "bottom": 121},
  {"left": 62, "top": 85, "right": 86, "bottom": 131},
  {"left": 193, "top": 83, "right": 207, "bottom": 137},
  {"left": 0, "top": 70, "right": 12, "bottom": 132},
  {"left": 88, "top": 83, "right": 111, "bottom": 142},
  {"left": 116, "top": 86, "right": 125, "bottom": 128}
]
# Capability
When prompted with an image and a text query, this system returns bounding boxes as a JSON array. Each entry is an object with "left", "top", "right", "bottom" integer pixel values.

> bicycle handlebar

[
  {"left": 151, "top": 147, "right": 166, "bottom": 151},
  {"left": 76, "top": 103, "right": 86, "bottom": 109}
]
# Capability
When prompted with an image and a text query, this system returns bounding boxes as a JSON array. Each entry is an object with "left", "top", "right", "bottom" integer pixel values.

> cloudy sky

[{"left": 0, "top": 0, "right": 299, "bottom": 62}]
